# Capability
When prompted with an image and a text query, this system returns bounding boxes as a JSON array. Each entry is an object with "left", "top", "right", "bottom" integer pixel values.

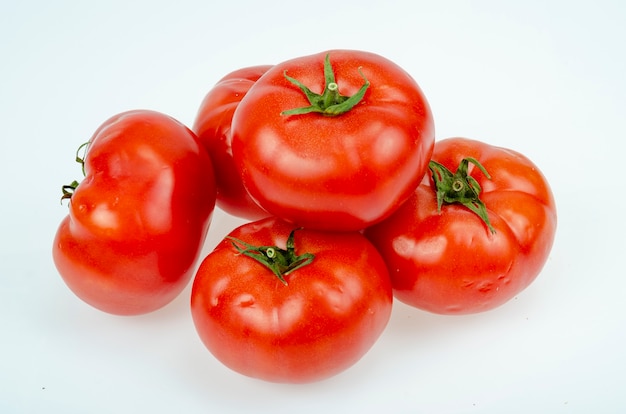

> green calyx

[
  {"left": 428, "top": 157, "right": 496, "bottom": 234},
  {"left": 281, "top": 53, "right": 370, "bottom": 117},
  {"left": 227, "top": 228, "right": 315, "bottom": 285},
  {"left": 60, "top": 142, "right": 89, "bottom": 203}
]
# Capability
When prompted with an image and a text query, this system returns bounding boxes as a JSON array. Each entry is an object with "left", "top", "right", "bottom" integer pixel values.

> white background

[{"left": 1, "top": 1, "right": 624, "bottom": 413}]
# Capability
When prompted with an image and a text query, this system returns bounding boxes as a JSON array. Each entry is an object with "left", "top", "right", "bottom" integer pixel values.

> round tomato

[
  {"left": 231, "top": 50, "right": 434, "bottom": 231},
  {"left": 365, "top": 137, "right": 557, "bottom": 315},
  {"left": 53, "top": 110, "right": 217, "bottom": 315},
  {"left": 193, "top": 65, "right": 273, "bottom": 220},
  {"left": 190, "top": 217, "right": 393, "bottom": 383}
]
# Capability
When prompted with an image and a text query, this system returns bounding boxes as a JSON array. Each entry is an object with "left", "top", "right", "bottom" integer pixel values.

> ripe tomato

[
  {"left": 365, "top": 137, "right": 557, "bottom": 315},
  {"left": 190, "top": 217, "right": 393, "bottom": 383},
  {"left": 231, "top": 50, "right": 435, "bottom": 231},
  {"left": 53, "top": 110, "right": 217, "bottom": 316},
  {"left": 193, "top": 65, "right": 273, "bottom": 220}
]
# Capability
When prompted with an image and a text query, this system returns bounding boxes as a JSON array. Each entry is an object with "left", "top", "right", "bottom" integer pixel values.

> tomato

[
  {"left": 231, "top": 50, "right": 435, "bottom": 231},
  {"left": 53, "top": 110, "right": 217, "bottom": 316},
  {"left": 193, "top": 65, "right": 273, "bottom": 220},
  {"left": 365, "top": 137, "right": 557, "bottom": 315},
  {"left": 190, "top": 217, "right": 393, "bottom": 383}
]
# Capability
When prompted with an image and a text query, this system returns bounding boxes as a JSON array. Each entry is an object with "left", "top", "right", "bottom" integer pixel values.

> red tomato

[
  {"left": 365, "top": 137, "right": 557, "bottom": 315},
  {"left": 193, "top": 65, "right": 273, "bottom": 220},
  {"left": 231, "top": 50, "right": 435, "bottom": 231},
  {"left": 191, "top": 217, "right": 393, "bottom": 383},
  {"left": 53, "top": 110, "right": 217, "bottom": 316}
]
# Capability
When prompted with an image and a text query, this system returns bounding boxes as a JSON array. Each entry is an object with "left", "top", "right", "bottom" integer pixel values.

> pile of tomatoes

[{"left": 53, "top": 49, "right": 557, "bottom": 384}]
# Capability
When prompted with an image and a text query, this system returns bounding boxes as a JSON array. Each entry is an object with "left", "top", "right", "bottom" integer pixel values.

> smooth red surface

[
  {"left": 365, "top": 137, "right": 557, "bottom": 315},
  {"left": 53, "top": 110, "right": 216, "bottom": 315},
  {"left": 191, "top": 217, "right": 393, "bottom": 383},
  {"left": 231, "top": 49, "right": 434, "bottom": 231},
  {"left": 193, "top": 65, "right": 272, "bottom": 220}
]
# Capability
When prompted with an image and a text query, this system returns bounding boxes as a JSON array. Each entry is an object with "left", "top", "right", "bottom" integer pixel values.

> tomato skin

[
  {"left": 193, "top": 65, "right": 273, "bottom": 220},
  {"left": 365, "top": 137, "right": 557, "bottom": 315},
  {"left": 53, "top": 110, "right": 217, "bottom": 316},
  {"left": 190, "top": 217, "right": 393, "bottom": 383},
  {"left": 231, "top": 49, "right": 435, "bottom": 231}
]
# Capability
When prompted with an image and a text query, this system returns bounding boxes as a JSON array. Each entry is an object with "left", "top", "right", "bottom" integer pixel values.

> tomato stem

[
  {"left": 227, "top": 228, "right": 314, "bottom": 285},
  {"left": 60, "top": 142, "right": 90, "bottom": 204},
  {"left": 428, "top": 158, "right": 496, "bottom": 234},
  {"left": 60, "top": 180, "right": 80, "bottom": 203},
  {"left": 281, "top": 53, "right": 370, "bottom": 117}
]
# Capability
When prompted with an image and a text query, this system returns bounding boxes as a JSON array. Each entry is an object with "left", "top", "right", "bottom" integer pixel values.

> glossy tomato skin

[
  {"left": 193, "top": 65, "right": 272, "bottom": 220},
  {"left": 191, "top": 217, "right": 393, "bottom": 383},
  {"left": 231, "top": 49, "right": 435, "bottom": 231},
  {"left": 53, "top": 110, "right": 217, "bottom": 316},
  {"left": 365, "top": 137, "right": 557, "bottom": 315}
]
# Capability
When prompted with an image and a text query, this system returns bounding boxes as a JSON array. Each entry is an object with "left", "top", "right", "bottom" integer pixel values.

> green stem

[
  {"left": 322, "top": 82, "right": 340, "bottom": 109},
  {"left": 227, "top": 228, "right": 315, "bottom": 285},
  {"left": 60, "top": 142, "right": 89, "bottom": 204},
  {"left": 428, "top": 157, "right": 496, "bottom": 234},
  {"left": 61, "top": 180, "right": 80, "bottom": 203},
  {"left": 281, "top": 53, "right": 370, "bottom": 117}
]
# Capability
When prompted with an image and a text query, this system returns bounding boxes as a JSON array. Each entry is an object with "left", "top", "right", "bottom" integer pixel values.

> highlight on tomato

[
  {"left": 365, "top": 137, "right": 557, "bottom": 315},
  {"left": 190, "top": 217, "right": 393, "bottom": 383},
  {"left": 53, "top": 110, "right": 217, "bottom": 316},
  {"left": 193, "top": 65, "right": 273, "bottom": 220},
  {"left": 231, "top": 49, "right": 435, "bottom": 231}
]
